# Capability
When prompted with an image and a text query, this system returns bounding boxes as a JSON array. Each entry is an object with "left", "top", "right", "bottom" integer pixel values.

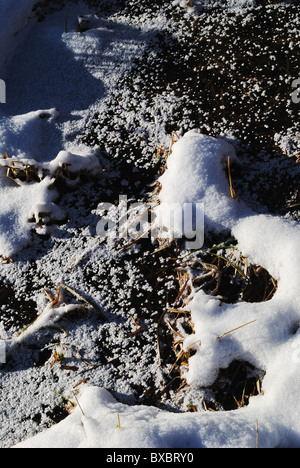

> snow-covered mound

[
  {"left": 14, "top": 385, "right": 275, "bottom": 448},
  {"left": 0, "top": 108, "right": 102, "bottom": 256},
  {"left": 154, "top": 130, "right": 252, "bottom": 239}
]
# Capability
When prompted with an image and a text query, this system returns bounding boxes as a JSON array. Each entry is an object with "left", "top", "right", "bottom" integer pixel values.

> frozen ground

[{"left": 0, "top": 0, "right": 299, "bottom": 448}]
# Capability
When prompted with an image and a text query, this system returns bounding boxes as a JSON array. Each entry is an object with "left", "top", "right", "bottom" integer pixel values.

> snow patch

[{"left": 154, "top": 130, "right": 252, "bottom": 237}]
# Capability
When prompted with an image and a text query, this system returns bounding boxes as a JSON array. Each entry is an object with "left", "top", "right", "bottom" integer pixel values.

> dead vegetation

[
  {"left": 0, "top": 152, "right": 101, "bottom": 186},
  {"left": 0, "top": 154, "right": 44, "bottom": 185},
  {"left": 152, "top": 238, "right": 276, "bottom": 410}
]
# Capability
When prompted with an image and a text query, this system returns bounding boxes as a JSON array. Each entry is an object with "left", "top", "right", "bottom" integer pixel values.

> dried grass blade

[
  {"left": 217, "top": 319, "right": 257, "bottom": 339},
  {"left": 59, "top": 282, "right": 106, "bottom": 321},
  {"left": 227, "top": 155, "right": 237, "bottom": 199},
  {"left": 166, "top": 320, "right": 184, "bottom": 339},
  {"left": 167, "top": 307, "right": 190, "bottom": 314}
]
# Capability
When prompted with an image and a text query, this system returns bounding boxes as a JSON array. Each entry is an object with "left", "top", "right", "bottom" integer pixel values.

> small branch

[
  {"left": 72, "top": 391, "right": 85, "bottom": 416},
  {"left": 217, "top": 319, "right": 257, "bottom": 339}
]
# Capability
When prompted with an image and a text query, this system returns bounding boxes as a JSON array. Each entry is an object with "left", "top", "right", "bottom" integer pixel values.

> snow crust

[
  {"left": 16, "top": 380, "right": 299, "bottom": 449},
  {"left": 13, "top": 385, "right": 278, "bottom": 448}
]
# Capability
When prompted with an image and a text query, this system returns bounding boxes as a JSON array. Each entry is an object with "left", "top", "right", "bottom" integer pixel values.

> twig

[
  {"left": 167, "top": 307, "right": 190, "bottom": 314},
  {"left": 217, "top": 319, "right": 257, "bottom": 339},
  {"left": 117, "top": 413, "right": 121, "bottom": 429},
  {"left": 165, "top": 320, "right": 184, "bottom": 339},
  {"left": 124, "top": 317, "right": 142, "bottom": 339},
  {"left": 52, "top": 390, "right": 75, "bottom": 407},
  {"left": 228, "top": 155, "right": 237, "bottom": 199},
  {"left": 59, "top": 283, "right": 106, "bottom": 321},
  {"left": 72, "top": 391, "right": 85, "bottom": 416},
  {"left": 173, "top": 277, "right": 189, "bottom": 305},
  {"left": 157, "top": 310, "right": 167, "bottom": 367},
  {"left": 118, "top": 222, "right": 154, "bottom": 253}
]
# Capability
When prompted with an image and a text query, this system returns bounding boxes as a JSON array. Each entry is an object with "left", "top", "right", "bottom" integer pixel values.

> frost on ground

[{"left": 0, "top": 0, "right": 299, "bottom": 449}]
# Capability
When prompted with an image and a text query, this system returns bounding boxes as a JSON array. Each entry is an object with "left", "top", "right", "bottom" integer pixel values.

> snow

[
  {"left": 0, "top": 2, "right": 138, "bottom": 258},
  {"left": 13, "top": 385, "right": 278, "bottom": 448},
  {"left": 154, "top": 130, "right": 252, "bottom": 237},
  {"left": 0, "top": 176, "right": 63, "bottom": 256},
  {"left": 153, "top": 132, "right": 300, "bottom": 446},
  {"left": 13, "top": 130, "right": 300, "bottom": 449},
  {"left": 0, "top": 106, "right": 102, "bottom": 256},
  {"left": 0, "top": 0, "right": 37, "bottom": 72},
  {"left": 0, "top": 0, "right": 299, "bottom": 450},
  {"left": 0, "top": 109, "right": 60, "bottom": 162}
]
